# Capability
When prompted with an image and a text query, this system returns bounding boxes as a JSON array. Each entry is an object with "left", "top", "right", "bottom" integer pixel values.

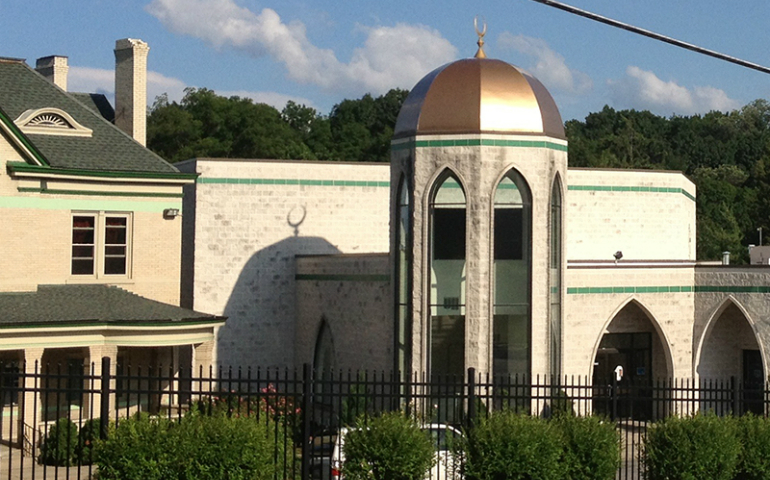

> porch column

[
  {"left": 86, "top": 345, "right": 118, "bottom": 420},
  {"left": 20, "top": 348, "right": 44, "bottom": 448},
  {"left": 193, "top": 333, "right": 218, "bottom": 394}
]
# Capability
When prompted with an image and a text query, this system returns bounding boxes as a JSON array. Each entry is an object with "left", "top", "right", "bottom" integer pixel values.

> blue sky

[{"left": 2, "top": 0, "right": 770, "bottom": 122}]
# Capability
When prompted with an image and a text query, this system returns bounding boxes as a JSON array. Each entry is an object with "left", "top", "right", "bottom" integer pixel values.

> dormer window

[{"left": 15, "top": 108, "right": 92, "bottom": 137}]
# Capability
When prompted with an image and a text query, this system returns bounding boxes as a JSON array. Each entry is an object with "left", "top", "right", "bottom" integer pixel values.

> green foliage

[
  {"left": 462, "top": 410, "right": 565, "bottom": 480},
  {"left": 39, "top": 417, "right": 79, "bottom": 466},
  {"left": 643, "top": 413, "right": 741, "bottom": 480},
  {"left": 566, "top": 101, "right": 770, "bottom": 262},
  {"left": 555, "top": 415, "right": 619, "bottom": 480},
  {"left": 735, "top": 414, "right": 770, "bottom": 480},
  {"left": 77, "top": 418, "right": 102, "bottom": 465},
  {"left": 342, "top": 412, "right": 435, "bottom": 480},
  {"left": 341, "top": 377, "right": 372, "bottom": 426},
  {"left": 95, "top": 412, "right": 284, "bottom": 480},
  {"left": 148, "top": 88, "right": 408, "bottom": 164}
]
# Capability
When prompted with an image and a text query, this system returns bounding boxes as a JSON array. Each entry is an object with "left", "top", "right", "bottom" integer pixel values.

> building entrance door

[
  {"left": 743, "top": 349, "right": 763, "bottom": 415},
  {"left": 593, "top": 332, "right": 652, "bottom": 420}
]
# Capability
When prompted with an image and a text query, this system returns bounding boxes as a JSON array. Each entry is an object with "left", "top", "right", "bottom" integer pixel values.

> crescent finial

[{"left": 474, "top": 16, "right": 487, "bottom": 58}]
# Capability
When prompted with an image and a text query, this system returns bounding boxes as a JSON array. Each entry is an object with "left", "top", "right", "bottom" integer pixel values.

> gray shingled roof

[
  {"left": 0, "top": 58, "right": 177, "bottom": 173},
  {"left": 0, "top": 285, "right": 224, "bottom": 327},
  {"left": 70, "top": 92, "right": 115, "bottom": 122}
]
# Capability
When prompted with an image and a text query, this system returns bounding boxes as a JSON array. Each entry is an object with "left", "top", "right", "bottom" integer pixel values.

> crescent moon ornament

[
  {"left": 287, "top": 205, "right": 307, "bottom": 236},
  {"left": 474, "top": 16, "right": 487, "bottom": 58}
]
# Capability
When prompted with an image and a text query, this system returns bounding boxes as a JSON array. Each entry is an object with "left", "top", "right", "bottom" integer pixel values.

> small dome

[{"left": 394, "top": 58, "right": 565, "bottom": 139}]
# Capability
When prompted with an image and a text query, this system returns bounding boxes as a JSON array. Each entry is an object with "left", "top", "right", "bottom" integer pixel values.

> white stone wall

[
  {"left": 567, "top": 168, "right": 696, "bottom": 261},
  {"left": 295, "top": 253, "right": 391, "bottom": 372},
  {"left": 178, "top": 159, "right": 390, "bottom": 369},
  {"left": 694, "top": 267, "right": 770, "bottom": 380},
  {"left": 565, "top": 266, "right": 696, "bottom": 379}
]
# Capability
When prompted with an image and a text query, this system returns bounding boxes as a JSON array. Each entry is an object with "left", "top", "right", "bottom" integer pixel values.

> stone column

[
  {"left": 86, "top": 346, "right": 118, "bottom": 420},
  {"left": 20, "top": 348, "right": 44, "bottom": 450},
  {"left": 193, "top": 335, "right": 218, "bottom": 394}
]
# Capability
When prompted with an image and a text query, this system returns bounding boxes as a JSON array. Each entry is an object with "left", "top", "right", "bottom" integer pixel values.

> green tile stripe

[
  {"left": 0, "top": 194, "right": 181, "bottom": 213},
  {"left": 568, "top": 184, "right": 695, "bottom": 201},
  {"left": 568, "top": 285, "right": 770, "bottom": 294},
  {"left": 392, "top": 138, "right": 568, "bottom": 152},
  {"left": 296, "top": 273, "right": 390, "bottom": 282},
  {"left": 694, "top": 286, "right": 770, "bottom": 294},
  {"left": 198, "top": 177, "right": 389, "bottom": 187},
  {"left": 567, "top": 286, "right": 694, "bottom": 294},
  {"left": 17, "top": 187, "right": 183, "bottom": 199}
]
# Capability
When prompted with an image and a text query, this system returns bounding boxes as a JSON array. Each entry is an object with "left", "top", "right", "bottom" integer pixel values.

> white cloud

[
  {"left": 498, "top": 33, "right": 592, "bottom": 95},
  {"left": 608, "top": 66, "right": 740, "bottom": 115},
  {"left": 69, "top": 66, "right": 188, "bottom": 106},
  {"left": 145, "top": 0, "right": 457, "bottom": 95}
]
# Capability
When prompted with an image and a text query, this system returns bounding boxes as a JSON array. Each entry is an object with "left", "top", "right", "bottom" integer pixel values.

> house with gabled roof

[{"left": 0, "top": 39, "right": 224, "bottom": 440}]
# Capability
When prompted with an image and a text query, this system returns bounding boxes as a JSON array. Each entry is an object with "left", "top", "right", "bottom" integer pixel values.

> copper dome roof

[{"left": 394, "top": 58, "right": 565, "bottom": 139}]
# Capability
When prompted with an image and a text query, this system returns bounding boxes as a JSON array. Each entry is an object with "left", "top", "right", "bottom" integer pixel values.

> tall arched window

[
  {"left": 492, "top": 170, "right": 531, "bottom": 378},
  {"left": 395, "top": 178, "right": 410, "bottom": 375},
  {"left": 429, "top": 174, "right": 466, "bottom": 379},
  {"left": 549, "top": 178, "right": 563, "bottom": 379}
]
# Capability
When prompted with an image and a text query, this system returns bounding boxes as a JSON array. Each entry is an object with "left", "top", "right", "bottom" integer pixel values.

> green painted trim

[
  {"left": 296, "top": 273, "right": 390, "bottom": 282},
  {"left": 0, "top": 108, "right": 50, "bottom": 166},
  {"left": 197, "top": 177, "right": 390, "bottom": 187},
  {"left": 568, "top": 184, "right": 696, "bottom": 201},
  {"left": 0, "top": 318, "right": 225, "bottom": 330},
  {"left": 694, "top": 285, "right": 770, "bottom": 294},
  {"left": 568, "top": 285, "right": 770, "bottom": 294},
  {"left": 391, "top": 138, "right": 568, "bottom": 152},
  {"left": 17, "top": 187, "right": 184, "bottom": 199},
  {"left": 7, "top": 162, "right": 197, "bottom": 181},
  {"left": 0, "top": 195, "right": 181, "bottom": 213},
  {"left": 567, "top": 286, "right": 694, "bottom": 294}
]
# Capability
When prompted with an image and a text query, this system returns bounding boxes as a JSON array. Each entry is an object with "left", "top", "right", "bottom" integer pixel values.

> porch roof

[{"left": 0, "top": 285, "right": 225, "bottom": 328}]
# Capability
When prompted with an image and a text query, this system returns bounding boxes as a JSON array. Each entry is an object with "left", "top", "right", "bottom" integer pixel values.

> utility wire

[{"left": 530, "top": 0, "right": 770, "bottom": 76}]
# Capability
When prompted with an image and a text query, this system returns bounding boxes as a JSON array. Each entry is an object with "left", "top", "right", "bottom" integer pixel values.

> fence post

[
  {"left": 467, "top": 368, "right": 476, "bottom": 430},
  {"left": 732, "top": 376, "right": 740, "bottom": 416},
  {"left": 301, "top": 363, "right": 312, "bottom": 480},
  {"left": 611, "top": 376, "right": 618, "bottom": 421},
  {"left": 100, "top": 356, "right": 110, "bottom": 440}
]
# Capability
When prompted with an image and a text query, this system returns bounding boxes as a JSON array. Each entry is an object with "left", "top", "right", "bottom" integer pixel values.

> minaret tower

[{"left": 390, "top": 23, "right": 568, "bottom": 379}]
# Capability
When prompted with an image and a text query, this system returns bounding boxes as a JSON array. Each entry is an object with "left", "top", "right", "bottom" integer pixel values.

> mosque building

[{"left": 179, "top": 32, "right": 770, "bottom": 403}]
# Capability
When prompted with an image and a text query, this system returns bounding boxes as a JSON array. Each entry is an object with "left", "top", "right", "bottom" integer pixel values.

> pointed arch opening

[
  {"left": 698, "top": 299, "right": 764, "bottom": 415},
  {"left": 428, "top": 172, "right": 466, "bottom": 379},
  {"left": 395, "top": 176, "right": 411, "bottom": 376},
  {"left": 592, "top": 300, "right": 672, "bottom": 420},
  {"left": 549, "top": 175, "right": 563, "bottom": 379},
  {"left": 492, "top": 169, "right": 532, "bottom": 379}
]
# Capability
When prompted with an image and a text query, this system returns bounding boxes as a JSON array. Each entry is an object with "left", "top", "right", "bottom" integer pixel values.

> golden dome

[{"left": 394, "top": 58, "right": 565, "bottom": 139}]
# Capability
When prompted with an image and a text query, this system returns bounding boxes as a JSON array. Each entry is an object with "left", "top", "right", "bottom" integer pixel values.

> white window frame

[{"left": 70, "top": 211, "right": 133, "bottom": 280}]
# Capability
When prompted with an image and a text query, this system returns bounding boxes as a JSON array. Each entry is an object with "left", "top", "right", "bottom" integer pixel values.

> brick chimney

[
  {"left": 35, "top": 55, "right": 69, "bottom": 91},
  {"left": 114, "top": 38, "right": 149, "bottom": 146}
]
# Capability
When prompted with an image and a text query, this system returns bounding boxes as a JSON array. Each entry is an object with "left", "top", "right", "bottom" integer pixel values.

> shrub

[
  {"left": 77, "top": 418, "right": 101, "bottom": 465},
  {"left": 39, "top": 417, "right": 79, "bottom": 466},
  {"left": 736, "top": 414, "right": 770, "bottom": 480},
  {"left": 555, "top": 415, "right": 619, "bottom": 480},
  {"left": 94, "top": 414, "right": 176, "bottom": 480},
  {"left": 95, "top": 411, "right": 285, "bottom": 480},
  {"left": 462, "top": 410, "right": 565, "bottom": 480},
  {"left": 643, "top": 413, "right": 741, "bottom": 480},
  {"left": 343, "top": 411, "right": 435, "bottom": 480}
]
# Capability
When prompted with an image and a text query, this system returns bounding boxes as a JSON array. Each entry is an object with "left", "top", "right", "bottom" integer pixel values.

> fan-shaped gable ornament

[{"left": 15, "top": 108, "right": 93, "bottom": 137}]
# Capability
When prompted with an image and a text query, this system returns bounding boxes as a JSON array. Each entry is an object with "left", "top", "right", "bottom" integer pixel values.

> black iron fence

[{"left": 0, "top": 359, "right": 766, "bottom": 480}]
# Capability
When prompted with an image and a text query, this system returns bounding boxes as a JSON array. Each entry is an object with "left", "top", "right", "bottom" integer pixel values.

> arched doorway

[
  {"left": 698, "top": 301, "right": 763, "bottom": 415},
  {"left": 592, "top": 301, "right": 671, "bottom": 420}
]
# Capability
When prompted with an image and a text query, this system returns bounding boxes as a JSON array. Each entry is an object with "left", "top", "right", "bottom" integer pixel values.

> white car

[{"left": 330, "top": 423, "right": 463, "bottom": 480}]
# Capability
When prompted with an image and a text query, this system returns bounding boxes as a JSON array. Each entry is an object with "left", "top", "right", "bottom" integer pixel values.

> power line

[{"left": 529, "top": 0, "right": 770, "bottom": 76}]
